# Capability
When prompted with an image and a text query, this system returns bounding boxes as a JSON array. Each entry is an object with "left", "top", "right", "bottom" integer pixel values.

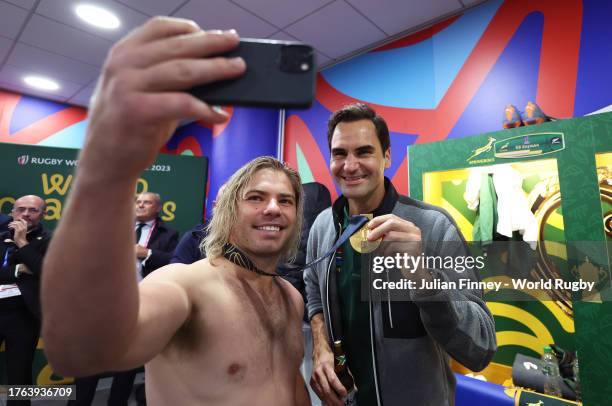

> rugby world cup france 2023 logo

[{"left": 17, "top": 155, "right": 29, "bottom": 165}]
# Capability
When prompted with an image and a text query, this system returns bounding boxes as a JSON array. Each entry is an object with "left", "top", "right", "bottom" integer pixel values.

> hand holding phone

[{"left": 189, "top": 39, "right": 317, "bottom": 109}]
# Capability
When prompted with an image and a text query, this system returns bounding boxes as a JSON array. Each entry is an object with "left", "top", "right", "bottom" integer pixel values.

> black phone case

[{"left": 189, "top": 39, "right": 316, "bottom": 109}]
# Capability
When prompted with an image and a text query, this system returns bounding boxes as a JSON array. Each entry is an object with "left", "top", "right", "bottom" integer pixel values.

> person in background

[
  {"left": 170, "top": 185, "right": 225, "bottom": 265},
  {"left": 134, "top": 192, "right": 179, "bottom": 278},
  {"left": 0, "top": 195, "right": 50, "bottom": 406},
  {"left": 170, "top": 224, "right": 206, "bottom": 265},
  {"left": 305, "top": 103, "right": 497, "bottom": 406}
]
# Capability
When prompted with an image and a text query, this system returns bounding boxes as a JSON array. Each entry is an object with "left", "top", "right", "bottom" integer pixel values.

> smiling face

[
  {"left": 229, "top": 168, "right": 298, "bottom": 263},
  {"left": 330, "top": 119, "right": 391, "bottom": 214}
]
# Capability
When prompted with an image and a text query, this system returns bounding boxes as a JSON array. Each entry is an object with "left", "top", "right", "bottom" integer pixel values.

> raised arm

[
  {"left": 110, "top": 265, "right": 193, "bottom": 372},
  {"left": 41, "top": 17, "right": 245, "bottom": 376}
]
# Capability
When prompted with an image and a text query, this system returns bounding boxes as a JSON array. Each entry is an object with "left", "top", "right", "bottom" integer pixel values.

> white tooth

[{"left": 259, "top": 226, "right": 280, "bottom": 231}]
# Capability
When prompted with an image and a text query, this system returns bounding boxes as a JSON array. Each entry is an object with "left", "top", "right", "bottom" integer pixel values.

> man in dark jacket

[
  {"left": 170, "top": 222, "right": 207, "bottom": 265},
  {"left": 134, "top": 192, "right": 179, "bottom": 278},
  {"left": 170, "top": 185, "right": 225, "bottom": 265},
  {"left": 0, "top": 195, "right": 51, "bottom": 405}
]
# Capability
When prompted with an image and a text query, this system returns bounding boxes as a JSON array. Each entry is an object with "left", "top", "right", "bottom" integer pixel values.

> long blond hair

[{"left": 203, "top": 157, "right": 303, "bottom": 263}]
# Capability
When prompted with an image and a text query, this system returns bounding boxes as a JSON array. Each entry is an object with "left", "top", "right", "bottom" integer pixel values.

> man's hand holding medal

[{"left": 363, "top": 214, "right": 432, "bottom": 282}]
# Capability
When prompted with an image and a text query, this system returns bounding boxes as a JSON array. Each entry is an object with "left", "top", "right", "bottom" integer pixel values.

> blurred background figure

[
  {"left": 0, "top": 195, "right": 51, "bottom": 406},
  {"left": 170, "top": 185, "right": 225, "bottom": 265}
]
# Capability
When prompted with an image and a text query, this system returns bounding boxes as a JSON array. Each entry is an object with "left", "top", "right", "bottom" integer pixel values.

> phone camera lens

[{"left": 280, "top": 44, "right": 313, "bottom": 73}]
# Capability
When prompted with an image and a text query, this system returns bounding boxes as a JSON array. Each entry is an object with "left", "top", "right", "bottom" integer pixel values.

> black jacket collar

[{"left": 27, "top": 224, "right": 46, "bottom": 238}]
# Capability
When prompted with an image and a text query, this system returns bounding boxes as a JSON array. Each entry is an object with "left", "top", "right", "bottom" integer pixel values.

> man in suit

[
  {"left": 134, "top": 192, "right": 179, "bottom": 278},
  {"left": 0, "top": 195, "right": 51, "bottom": 406},
  {"left": 70, "top": 192, "right": 178, "bottom": 405}
]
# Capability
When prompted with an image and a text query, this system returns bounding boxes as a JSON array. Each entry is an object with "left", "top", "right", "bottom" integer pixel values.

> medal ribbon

[
  {"left": 141, "top": 220, "right": 157, "bottom": 248},
  {"left": 284, "top": 215, "right": 369, "bottom": 272}
]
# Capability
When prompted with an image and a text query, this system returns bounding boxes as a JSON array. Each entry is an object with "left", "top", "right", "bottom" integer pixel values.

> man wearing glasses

[{"left": 0, "top": 195, "right": 50, "bottom": 404}]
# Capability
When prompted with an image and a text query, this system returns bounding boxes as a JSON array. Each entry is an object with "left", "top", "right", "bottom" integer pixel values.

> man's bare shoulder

[
  {"left": 276, "top": 277, "right": 305, "bottom": 318},
  {"left": 141, "top": 258, "right": 227, "bottom": 290}
]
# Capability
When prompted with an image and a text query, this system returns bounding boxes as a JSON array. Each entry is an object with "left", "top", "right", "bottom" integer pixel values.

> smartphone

[{"left": 188, "top": 39, "right": 316, "bottom": 109}]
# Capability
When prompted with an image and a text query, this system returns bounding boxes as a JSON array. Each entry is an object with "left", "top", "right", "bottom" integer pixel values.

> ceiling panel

[
  {"left": 266, "top": 30, "right": 299, "bottom": 41},
  {"left": 2, "top": 0, "right": 37, "bottom": 10},
  {"left": 0, "top": 64, "right": 83, "bottom": 99},
  {"left": 0, "top": 81, "right": 73, "bottom": 104},
  {"left": 0, "top": 1, "right": 29, "bottom": 39},
  {"left": 0, "top": 0, "right": 479, "bottom": 107},
  {"left": 0, "top": 37, "right": 12, "bottom": 62},
  {"left": 174, "top": 0, "right": 278, "bottom": 38},
  {"left": 36, "top": 0, "right": 150, "bottom": 42},
  {"left": 68, "top": 84, "right": 96, "bottom": 106},
  {"left": 114, "top": 0, "right": 188, "bottom": 16},
  {"left": 8, "top": 43, "right": 100, "bottom": 85},
  {"left": 314, "top": 51, "right": 332, "bottom": 67},
  {"left": 20, "top": 15, "right": 112, "bottom": 67},
  {"left": 285, "top": 0, "right": 386, "bottom": 59},
  {"left": 347, "top": 0, "right": 462, "bottom": 36},
  {"left": 232, "top": 0, "right": 332, "bottom": 28}
]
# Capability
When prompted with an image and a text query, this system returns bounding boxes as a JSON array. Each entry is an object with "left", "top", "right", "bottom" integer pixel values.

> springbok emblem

[{"left": 467, "top": 137, "right": 496, "bottom": 161}]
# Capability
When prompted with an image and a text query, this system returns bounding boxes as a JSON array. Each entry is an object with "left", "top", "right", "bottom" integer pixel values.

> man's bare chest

[
  {"left": 178, "top": 277, "right": 302, "bottom": 356},
  {"left": 164, "top": 279, "right": 303, "bottom": 387}
]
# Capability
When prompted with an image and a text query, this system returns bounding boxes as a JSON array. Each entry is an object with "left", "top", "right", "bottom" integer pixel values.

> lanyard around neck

[{"left": 140, "top": 220, "right": 157, "bottom": 248}]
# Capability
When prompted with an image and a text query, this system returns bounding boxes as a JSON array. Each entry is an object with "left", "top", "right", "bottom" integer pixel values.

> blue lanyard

[
  {"left": 2, "top": 247, "right": 13, "bottom": 268},
  {"left": 303, "top": 215, "right": 368, "bottom": 271},
  {"left": 279, "top": 215, "right": 368, "bottom": 272}
]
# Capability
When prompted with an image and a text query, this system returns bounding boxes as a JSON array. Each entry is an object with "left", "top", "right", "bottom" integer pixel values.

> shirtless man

[{"left": 41, "top": 17, "right": 309, "bottom": 406}]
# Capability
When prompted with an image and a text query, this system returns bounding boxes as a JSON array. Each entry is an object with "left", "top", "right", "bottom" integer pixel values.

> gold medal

[{"left": 349, "top": 214, "right": 382, "bottom": 253}]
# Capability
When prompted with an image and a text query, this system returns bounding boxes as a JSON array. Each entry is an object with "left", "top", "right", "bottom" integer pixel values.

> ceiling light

[
  {"left": 23, "top": 75, "right": 60, "bottom": 91},
  {"left": 75, "top": 3, "right": 121, "bottom": 29}
]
